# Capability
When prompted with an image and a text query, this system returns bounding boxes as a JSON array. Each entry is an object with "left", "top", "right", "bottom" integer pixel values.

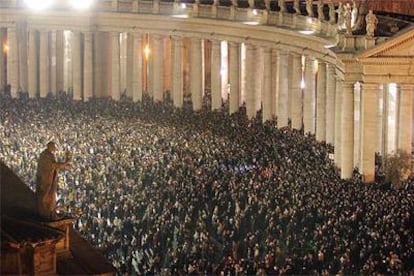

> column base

[{"left": 362, "top": 174, "right": 375, "bottom": 183}]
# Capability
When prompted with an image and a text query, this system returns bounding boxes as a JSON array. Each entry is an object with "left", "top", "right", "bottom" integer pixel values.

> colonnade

[{"left": 0, "top": 26, "right": 412, "bottom": 183}]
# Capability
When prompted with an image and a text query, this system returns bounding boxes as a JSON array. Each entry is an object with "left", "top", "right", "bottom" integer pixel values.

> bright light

[
  {"left": 3, "top": 42, "right": 8, "bottom": 54},
  {"left": 301, "top": 78, "right": 306, "bottom": 89},
  {"left": 324, "top": 44, "right": 336, "bottom": 49},
  {"left": 243, "top": 21, "right": 260, "bottom": 25},
  {"left": 299, "top": 30, "right": 315, "bottom": 35},
  {"left": 144, "top": 44, "right": 150, "bottom": 60},
  {"left": 252, "top": 9, "right": 258, "bottom": 15},
  {"left": 172, "top": 14, "right": 189, "bottom": 18},
  {"left": 24, "top": 0, "right": 54, "bottom": 10},
  {"left": 180, "top": 3, "right": 186, "bottom": 9},
  {"left": 69, "top": 0, "right": 94, "bottom": 10}
]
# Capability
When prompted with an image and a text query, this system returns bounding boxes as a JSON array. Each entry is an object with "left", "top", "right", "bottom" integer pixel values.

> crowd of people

[{"left": 1, "top": 93, "right": 413, "bottom": 275}]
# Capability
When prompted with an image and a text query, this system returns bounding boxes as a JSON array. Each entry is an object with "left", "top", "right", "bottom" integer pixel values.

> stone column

[
  {"left": 255, "top": 47, "right": 263, "bottom": 113},
  {"left": 0, "top": 28, "right": 5, "bottom": 93},
  {"left": 262, "top": 47, "right": 272, "bottom": 122},
  {"left": 382, "top": 84, "right": 389, "bottom": 155},
  {"left": 326, "top": 63, "right": 336, "bottom": 144},
  {"left": 27, "top": 29, "right": 38, "bottom": 98},
  {"left": 334, "top": 78, "right": 343, "bottom": 166},
  {"left": 303, "top": 56, "right": 316, "bottom": 134},
  {"left": 72, "top": 31, "right": 82, "bottom": 100},
  {"left": 126, "top": 33, "right": 134, "bottom": 99},
  {"left": 290, "top": 52, "right": 302, "bottom": 130},
  {"left": 55, "top": 30, "right": 64, "bottom": 93},
  {"left": 171, "top": 35, "right": 183, "bottom": 108},
  {"left": 278, "top": 50, "right": 289, "bottom": 127},
  {"left": 111, "top": 32, "right": 121, "bottom": 101},
  {"left": 397, "top": 84, "right": 413, "bottom": 165},
  {"left": 245, "top": 43, "right": 256, "bottom": 119},
  {"left": 18, "top": 22, "right": 27, "bottom": 94},
  {"left": 190, "top": 37, "right": 203, "bottom": 111},
  {"left": 340, "top": 82, "right": 354, "bottom": 179},
  {"left": 49, "top": 31, "right": 57, "bottom": 95},
  {"left": 359, "top": 83, "right": 378, "bottom": 183},
  {"left": 83, "top": 32, "right": 93, "bottom": 101},
  {"left": 7, "top": 27, "right": 19, "bottom": 97},
  {"left": 39, "top": 30, "right": 50, "bottom": 98},
  {"left": 211, "top": 39, "right": 221, "bottom": 110},
  {"left": 376, "top": 85, "right": 384, "bottom": 154},
  {"left": 271, "top": 49, "right": 278, "bottom": 119},
  {"left": 130, "top": 33, "right": 143, "bottom": 102},
  {"left": 229, "top": 41, "right": 240, "bottom": 114},
  {"left": 152, "top": 34, "right": 164, "bottom": 102},
  {"left": 316, "top": 61, "right": 327, "bottom": 141}
]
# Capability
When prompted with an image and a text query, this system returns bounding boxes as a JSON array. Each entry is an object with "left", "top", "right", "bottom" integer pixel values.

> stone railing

[{"left": 0, "top": 0, "right": 339, "bottom": 38}]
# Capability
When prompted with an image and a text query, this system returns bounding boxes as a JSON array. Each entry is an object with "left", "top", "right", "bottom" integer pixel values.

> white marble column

[
  {"left": 111, "top": 32, "right": 121, "bottom": 101},
  {"left": 340, "top": 82, "right": 355, "bottom": 179},
  {"left": 7, "top": 27, "right": 19, "bottom": 97},
  {"left": 130, "top": 33, "right": 143, "bottom": 102},
  {"left": 303, "top": 56, "right": 316, "bottom": 134},
  {"left": 27, "top": 29, "right": 38, "bottom": 98},
  {"left": 83, "top": 32, "right": 93, "bottom": 101},
  {"left": 334, "top": 78, "right": 343, "bottom": 166},
  {"left": 360, "top": 83, "right": 378, "bottom": 182},
  {"left": 72, "top": 31, "right": 82, "bottom": 100},
  {"left": 152, "top": 34, "right": 164, "bottom": 102},
  {"left": 56, "top": 30, "right": 64, "bottom": 93},
  {"left": 190, "top": 37, "right": 203, "bottom": 111},
  {"left": 325, "top": 63, "right": 336, "bottom": 144},
  {"left": 229, "top": 41, "right": 240, "bottom": 114},
  {"left": 397, "top": 84, "right": 413, "bottom": 162},
  {"left": 211, "top": 39, "right": 222, "bottom": 110},
  {"left": 245, "top": 43, "right": 256, "bottom": 119},
  {"left": 316, "top": 61, "right": 327, "bottom": 141},
  {"left": 171, "top": 35, "right": 183, "bottom": 108},
  {"left": 126, "top": 33, "right": 134, "bottom": 99},
  {"left": 39, "top": 30, "right": 50, "bottom": 98},
  {"left": 278, "top": 50, "right": 289, "bottom": 127},
  {"left": 290, "top": 52, "right": 302, "bottom": 130},
  {"left": 0, "top": 28, "right": 5, "bottom": 93},
  {"left": 262, "top": 47, "right": 272, "bottom": 122}
]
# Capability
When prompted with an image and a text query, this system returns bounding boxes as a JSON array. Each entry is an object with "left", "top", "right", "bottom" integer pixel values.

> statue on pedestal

[
  {"left": 36, "top": 142, "right": 72, "bottom": 220},
  {"left": 278, "top": 0, "right": 286, "bottom": 13},
  {"left": 328, "top": 1, "right": 336, "bottom": 24},
  {"left": 306, "top": 0, "right": 314, "bottom": 17},
  {"left": 344, "top": 3, "right": 352, "bottom": 35},
  {"left": 365, "top": 10, "right": 378, "bottom": 37},
  {"left": 294, "top": 0, "right": 300, "bottom": 14},
  {"left": 337, "top": 2, "right": 345, "bottom": 29},
  {"left": 317, "top": 0, "right": 325, "bottom": 21}
]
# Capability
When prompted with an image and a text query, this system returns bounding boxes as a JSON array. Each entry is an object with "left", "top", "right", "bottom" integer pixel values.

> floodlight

[
  {"left": 69, "top": 0, "right": 94, "bottom": 10},
  {"left": 24, "top": 0, "right": 54, "bottom": 10}
]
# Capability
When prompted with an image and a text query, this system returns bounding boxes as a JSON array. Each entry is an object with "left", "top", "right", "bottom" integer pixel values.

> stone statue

[
  {"left": 353, "top": 0, "right": 368, "bottom": 31},
  {"left": 248, "top": 0, "right": 254, "bottom": 9},
  {"left": 365, "top": 10, "right": 378, "bottom": 37},
  {"left": 264, "top": 0, "right": 271, "bottom": 11},
  {"left": 213, "top": 0, "right": 219, "bottom": 6},
  {"left": 328, "top": 1, "right": 336, "bottom": 24},
  {"left": 231, "top": 0, "right": 238, "bottom": 7},
  {"left": 344, "top": 3, "right": 352, "bottom": 34},
  {"left": 36, "top": 141, "right": 71, "bottom": 220},
  {"left": 317, "top": 0, "right": 325, "bottom": 21},
  {"left": 351, "top": 0, "right": 358, "bottom": 27},
  {"left": 293, "top": 0, "right": 300, "bottom": 14},
  {"left": 278, "top": 0, "right": 286, "bottom": 13},
  {"left": 306, "top": 0, "right": 314, "bottom": 17},
  {"left": 337, "top": 2, "right": 345, "bottom": 30}
]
